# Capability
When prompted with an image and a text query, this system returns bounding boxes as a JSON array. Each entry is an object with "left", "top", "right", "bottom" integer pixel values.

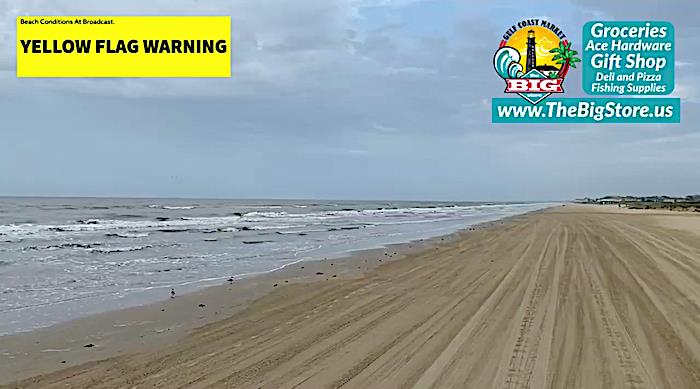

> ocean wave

[
  {"left": 242, "top": 211, "right": 287, "bottom": 218},
  {"left": 0, "top": 203, "right": 546, "bottom": 240},
  {"left": 158, "top": 228, "right": 191, "bottom": 233},
  {"left": 23, "top": 242, "right": 102, "bottom": 251},
  {"left": 87, "top": 245, "right": 152, "bottom": 254},
  {"left": 146, "top": 204, "right": 197, "bottom": 210},
  {"left": 115, "top": 214, "right": 145, "bottom": 219},
  {"left": 0, "top": 215, "right": 245, "bottom": 238}
]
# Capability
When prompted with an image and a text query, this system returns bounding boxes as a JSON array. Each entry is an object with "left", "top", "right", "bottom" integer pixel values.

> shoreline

[
  {"left": 0, "top": 202, "right": 556, "bottom": 337},
  {"left": 0, "top": 207, "right": 552, "bottom": 384}
]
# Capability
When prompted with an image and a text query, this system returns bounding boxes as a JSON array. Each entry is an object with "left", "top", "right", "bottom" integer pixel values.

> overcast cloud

[{"left": 0, "top": 0, "right": 697, "bottom": 201}]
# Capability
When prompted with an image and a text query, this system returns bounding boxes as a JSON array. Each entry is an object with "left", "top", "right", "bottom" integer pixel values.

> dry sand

[{"left": 2, "top": 205, "right": 699, "bottom": 388}]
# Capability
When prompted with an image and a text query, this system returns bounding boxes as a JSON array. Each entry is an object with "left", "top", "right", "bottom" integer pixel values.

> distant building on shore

[
  {"left": 597, "top": 197, "right": 622, "bottom": 205},
  {"left": 575, "top": 194, "right": 700, "bottom": 205}
]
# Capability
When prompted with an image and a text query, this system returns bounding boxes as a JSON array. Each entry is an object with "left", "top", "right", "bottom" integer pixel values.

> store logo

[{"left": 494, "top": 20, "right": 580, "bottom": 104}]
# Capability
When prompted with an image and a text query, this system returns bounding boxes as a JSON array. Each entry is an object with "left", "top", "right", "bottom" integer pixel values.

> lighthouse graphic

[
  {"left": 493, "top": 22, "right": 578, "bottom": 105},
  {"left": 526, "top": 29, "right": 536, "bottom": 72}
]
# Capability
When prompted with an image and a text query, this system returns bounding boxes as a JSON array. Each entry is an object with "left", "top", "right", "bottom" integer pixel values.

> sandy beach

[{"left": 2, "top": 205, "right": 699, "bottom": 388}]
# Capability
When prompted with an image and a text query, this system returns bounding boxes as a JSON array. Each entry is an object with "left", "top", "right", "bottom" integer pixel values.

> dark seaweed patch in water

[
  {"left": 155, "top": 217, "right": 170, "bottom": 222},
  {"left": 158, "top": 228, "right": 188, "bottom": 233},
  {"left": 242, "top": 240, "right": 272, "bottom": 244},
  {"left": 76, "top": 220, "right": 100, "bottom": 225},
  {"left": 154, "top": 267, "right": 184, "bottom": 273},
  {"left": 274, "top": 231, "right": 308, "bottom": 236},
  {"left": 328, "top": 226, "right": 362, "bottom": 231},
  {"left": 58, "top": 243, "right": 97, "bottom": 249},
  {"left": 105, "top": 233, "right": 147, "bottom": 239},
  {"left": 25, "top": 242, "right": 102, "bottom": 251}
]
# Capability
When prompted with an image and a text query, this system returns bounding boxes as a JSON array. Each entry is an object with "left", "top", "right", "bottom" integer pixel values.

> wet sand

[{"left": 2, "top": 205, "right": 700, "bottom": 388}]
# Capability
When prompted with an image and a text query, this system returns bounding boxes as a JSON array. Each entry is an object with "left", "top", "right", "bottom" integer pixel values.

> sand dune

[{"left": 6, "top": 206, "right": 700, "bottom": 388}]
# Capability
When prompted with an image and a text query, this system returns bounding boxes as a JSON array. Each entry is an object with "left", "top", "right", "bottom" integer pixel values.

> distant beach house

[
  {"left": 580, "top": 194, "right": 698, "bottom": 206},
  {"left": 597, "top": 197, "right": 622, "bottom": 205}
]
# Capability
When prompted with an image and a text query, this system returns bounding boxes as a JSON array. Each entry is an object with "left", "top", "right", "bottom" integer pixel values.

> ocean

[{"left": 0, "top": 197, "right": 555, "bottom": 335}]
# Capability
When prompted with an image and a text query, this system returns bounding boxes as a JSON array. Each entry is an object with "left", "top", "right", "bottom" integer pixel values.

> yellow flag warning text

[{"left": 16, "top": 16, "right": 231, "bottom": 77}]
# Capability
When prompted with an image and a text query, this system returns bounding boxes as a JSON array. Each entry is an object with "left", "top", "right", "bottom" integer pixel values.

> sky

[{"left": 0, "top": 0, "right": 698, "bottom": 201}]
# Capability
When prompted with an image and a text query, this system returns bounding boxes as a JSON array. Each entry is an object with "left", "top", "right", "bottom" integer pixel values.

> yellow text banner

[{"left": 17, "top": 16, "right": 231, "bottom": 77}]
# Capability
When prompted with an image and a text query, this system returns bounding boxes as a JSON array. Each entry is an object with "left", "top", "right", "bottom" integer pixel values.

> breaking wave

[{"left": 0, "top": 203, "right": 544, "bottom": 242}]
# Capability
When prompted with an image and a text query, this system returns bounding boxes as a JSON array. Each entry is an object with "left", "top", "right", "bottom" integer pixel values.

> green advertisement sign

[
  {"left": 491, "top": 20, "right": 679, "bottom": 123},
  {"left": 582, "top": 21, "right": 674, "bottom": 95}
]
